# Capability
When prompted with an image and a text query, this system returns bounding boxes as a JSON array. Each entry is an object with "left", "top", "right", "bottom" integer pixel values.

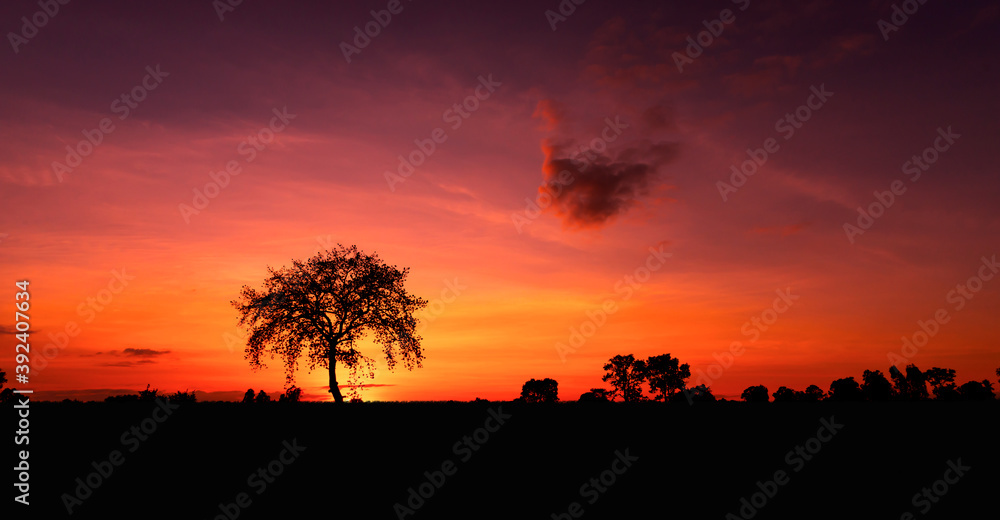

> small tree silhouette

[
  {"left": 959, "top": 380, "right": 995, "bottom": 400},
  {"left": 924, "top": 367, "right": 958, "bottom": 400},
  {"left": 255, "top": 390, "right": 271, "bottom": 403},
  {"left": 0, "top": 368, "right": 12, "bottom": 404},
  {"left": 279, "top": 386, "right": 302, "bottom": 402},
  {"left": 644, "top": 353, "right": 690, "bottom": 401},
  {"left": 828, "top": 377, "right": 862, "bottom": 401},
  {"left": 242, "top": 388, "right": 256, "bottom": 404},
  {"left": 772, "top": 386, "right": 798, "bottom": 402},
  {"left": 861, "top": 370, "right": 893, "bottom": 401},
  {"left": 602, "top": 354, "right": 648, "bottom": 402},
  {"left": 519, "top": 378, "right": 559, "bottom": 403},
  {"left": 801, "top": 385, "right": 825, "bottom": 402},
  {"left": 890, "top": 364, "right": 928, "bottom": 400},
  {"left": 741, "top": 385, "right": 769, "bottom": 403}
]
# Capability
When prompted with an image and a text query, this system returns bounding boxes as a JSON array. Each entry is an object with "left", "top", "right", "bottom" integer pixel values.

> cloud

[
  {"left": 92, "top": 348, "right": 171, "bottom": 358},
  {"left": 532, "top": 99, "right": 565, "bottom": 131},
  {"left": 89, "top": 348, "right": 172, "bottom": 367},
  {"left": 98, "top": 360, "right": 157, "bottom": 368},
  {"left": 0, "top": 324, "right": 39, "bottom": 335},
  {"left": 539, "top": 137, "right": 679, "bottom": 229},
  {"left": 122, "top": 348, "right": 171, "bottom": 358}
]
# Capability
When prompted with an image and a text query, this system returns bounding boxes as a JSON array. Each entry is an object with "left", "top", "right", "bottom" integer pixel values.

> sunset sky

[{"left": 1, "top": 0, "right": 998, "bottom": 402}]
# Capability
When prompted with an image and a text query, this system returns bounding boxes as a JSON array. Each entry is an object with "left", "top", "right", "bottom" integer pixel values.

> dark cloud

[
  {"left": 122, "top": 348, "right": 171, "bottom": 358},
  {"left": 89, "top": 348, "right": 171, "bottom": 366},
  {"left": 539, "top": 138, "right": 679, "bottom": 229},
  {"left": 98, "top": 360, "right": 156, "bottom": 368},
  {"left": 91, "top": 348, "right": 171, "bottom": 358},
  {"left": 0, "top": 324, "right": 38, "bottom": 335}
]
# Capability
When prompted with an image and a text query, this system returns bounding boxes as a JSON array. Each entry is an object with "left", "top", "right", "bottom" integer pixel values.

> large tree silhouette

[
  {"left": 602, "top": 354, "right": 647, "bottom": 402},
  {"left": 233, "top": 245, "right": 427, "bottom": 403}
]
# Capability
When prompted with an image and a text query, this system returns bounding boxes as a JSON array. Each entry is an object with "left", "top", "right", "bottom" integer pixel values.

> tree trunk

[{"left": 328, "top": 348, "right": 344, "bottom": 404}]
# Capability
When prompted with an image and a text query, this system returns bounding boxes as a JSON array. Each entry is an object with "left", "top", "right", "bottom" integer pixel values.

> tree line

[{"left": 516, "top": 355, "right": 1000, "bottom": 404}]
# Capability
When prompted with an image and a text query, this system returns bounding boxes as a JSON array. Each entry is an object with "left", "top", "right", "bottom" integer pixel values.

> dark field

[{"left": 11, "top": 400, "right": 999, "bottom": 519}]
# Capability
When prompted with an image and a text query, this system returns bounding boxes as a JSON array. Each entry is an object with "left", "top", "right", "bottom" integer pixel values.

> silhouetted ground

[{"left": 9, "top": 400, "right": 998, "bottom": 519}]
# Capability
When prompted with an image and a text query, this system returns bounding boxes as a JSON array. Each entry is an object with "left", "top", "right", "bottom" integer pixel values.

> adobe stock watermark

[
  {"left": 385, "top": 74, "right": 502, "bottom": 191},
  {"left": 178, "top": 106, "right": 296, "bottom": 223},
  {"left": 556, "top": 246, "right": 671, "bottom": 362},
  {"left": 7, "top": 0, "right": 71, "bottom": 54},
  {"left": 212, "top": 439, "right": 307, "bottom": 520},
  {"left": 544, "top": 0, "right": 588, "bottom": 31},
  {"left": 888, "top": 254, "right": 997, "bottom": 367},
  {"left": 61, "top": 398, "right": 181, "bottom": 514},
  {"left": 32, "top": 269, "right": 135, "bottom": 373},
  {"left": 672, "top": 0, "right": 750, "bottom": 72},
  {"left": 551, "top": 449, "right": 639, "bottom": 519},
  {"left": 725, "top": 416, "right": 844, "bottom": 520},
  {"left": 877, "top": 0, "right": 931, "bottom": 41},
  {"left": 511, "top": 116, "right": 630, "bottom": 234},
  {"left": 51, "top": 65, "right": 169, "bottom": 182},
  {"left": 900, "top": 458, "right": 970, "bottom": 519},
  {"left": 716, "top": 84, "right": 833, "bottom": 201},
  {"left": 843, "top": 126, "right": 959, "bottom": 243},
  {"left": 213, "top": 0, "right": 245, "bottom": 21},
  {"left": 340, "top": 0, "right": 413, "bottom": 63},
  {"left": 393, "top": 407, "right": 511, "bottom": 519},
  {"left": 686, "top": 288, "right": 799, "bottom": 400},
  {"left": 414, "top": 278, "right": 466, "bottom": 335}
]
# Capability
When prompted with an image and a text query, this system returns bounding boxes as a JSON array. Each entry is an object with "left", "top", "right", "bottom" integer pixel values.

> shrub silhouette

[
  {"left": 168, "top": 390, "right": 197, "bottom": 404},
  {"left": 578, "top": 388, "right": 611, "bottom": 403},
  {"left": 519, "top": 378, "right": 559, "bottom": 403}
]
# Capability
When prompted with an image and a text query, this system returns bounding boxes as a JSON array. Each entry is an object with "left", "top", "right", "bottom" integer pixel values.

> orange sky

[{"left": 1, "top": 0, "right": 998, "bottom": 401}]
